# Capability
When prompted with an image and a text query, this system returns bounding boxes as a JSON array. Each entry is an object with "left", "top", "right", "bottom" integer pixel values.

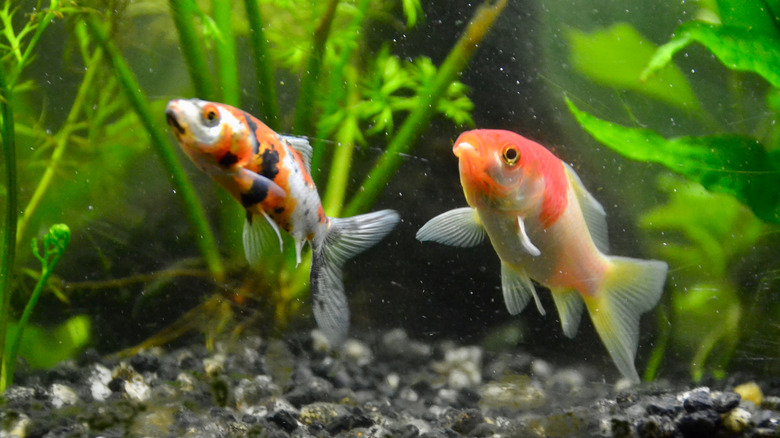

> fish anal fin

[
  {"left": 551, "top": 288, "right": 584, "bottom": 338},
  {"left": 416, "top": 207, "right": 486, "bottom": 247},
  {"left": 501, "top": 263, "right": 545, "bottom": 316}
]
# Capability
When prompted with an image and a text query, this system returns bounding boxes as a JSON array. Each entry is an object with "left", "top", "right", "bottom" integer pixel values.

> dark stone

[
  {"left": 646, "top": 396, "right": 681, "bottom": 417},
  {"left": 390, "top": 424, "right": 420, "bottom": 438},
  {"left": 610, "top": 417, "right": 632, "bottom": 438},
  {"left": 683, "top": 390, "right": 714, "bottom": 413},
  {"left": 468, "top": 422, "right": 498, "bottom": 437},
  {"left": 129, "top": 353, "right": 160, "bottom": 373},
  {"left": 284, "top": 376, "right": 334, "bottom": 407},
  {"left": 712, "top": 391, "right": 740, "bottom": 413},
  {"left": 636, "top": 415, "right": 677, "bottom": 438},
  {"left": 268, "top": 410, "right": 299, "bottom": 432},
  {"left": 107, "top": 378, "right": 123, "bottom": 393},
  {"left": 447, "top": 408, "right": 484, "bottom": 435},
  {"left": 325, "top": 414, "right": 374, "bottom": 435},
  {"left": 456, "top": 387, "right": 481, "bottom": 408},
  {"left": 677, "top": 410, "right": 720, "bottom": 438}
]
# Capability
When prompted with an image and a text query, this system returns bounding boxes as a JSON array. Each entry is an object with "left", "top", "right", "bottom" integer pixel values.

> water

[{"left": 1, "top": 0, "right": 778, "bottom": 394}]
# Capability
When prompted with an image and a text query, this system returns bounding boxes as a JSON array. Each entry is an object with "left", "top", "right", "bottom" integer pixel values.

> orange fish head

[
  {"left": 453, "top": 129, "right": 543, "bottom": 211},
  {"left": 165, "top": 99, "right": 253, "bottom": 170}
]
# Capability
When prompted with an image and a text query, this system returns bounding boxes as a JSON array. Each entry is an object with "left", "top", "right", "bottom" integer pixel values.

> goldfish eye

[
  {"left": 201, "top": 104, "right": 221, "bottom": 127},
  {"left": 502, "top": 146, "right": 520, "bottom": 166}
]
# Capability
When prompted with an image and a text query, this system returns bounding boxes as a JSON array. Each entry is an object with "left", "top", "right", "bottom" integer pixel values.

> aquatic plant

[
  {"left": 563, "top": 0, "right": 780, "bottom": 380},
  {"left": 130, "top": 0, "right": 507, "bottom": 341}
]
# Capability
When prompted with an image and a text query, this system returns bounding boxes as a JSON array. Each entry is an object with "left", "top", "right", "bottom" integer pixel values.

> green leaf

[
  {"left": 716, "top": 0, "right": 780, "bottom": 37},
  {"left": 567, "top": 23, "right": 700, "bottom": 112},
  {"left": 11, "top": 315, "right": 91, "bottom": 369},
  {"left": 641, "top": 21, "right": 780, "bottom": 89},
  {"left": 567, "top": 97, "right": 780, "bottom": 223}
]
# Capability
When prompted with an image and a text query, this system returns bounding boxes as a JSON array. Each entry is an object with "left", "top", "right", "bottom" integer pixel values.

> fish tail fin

[
  {"left": 584, "top": 256, "right": 667, "bottom": 383},
  {"left": 310, "top": 209, "right": 400, "bottom": 345}
]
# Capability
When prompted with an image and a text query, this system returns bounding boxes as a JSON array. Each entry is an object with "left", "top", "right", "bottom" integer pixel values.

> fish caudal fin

[
  {"left": 310, "top": 209, "right": 400, "bottom": 345},
  {"left": 584, "top": 256, "right": 667, "bottom": 383}
]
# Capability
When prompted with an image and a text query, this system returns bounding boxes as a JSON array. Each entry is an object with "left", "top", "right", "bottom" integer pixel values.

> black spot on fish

[
  {"left": 218, "top": 152, "right": 239, "bottom": 168},
  {"left": 240, "top": 178, "right": 269, "bottom": 207},
  {"left": 245, "top": 210, "right": 253, "bottom": 224},
  {"left": 243, "top": 112, "right": 260, "bottom": 155},
  {"left": 261, "top": 149, "right": 280, "bottom": 180},
  {"left": 274, "top": 207, "right": 284, "bottom": 215},
  {"left": 166, "top": 110, "right": 184, "bottom": 134}
]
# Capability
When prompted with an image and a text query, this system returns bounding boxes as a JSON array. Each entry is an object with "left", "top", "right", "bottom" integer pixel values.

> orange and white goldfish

[
  {"left": 417, "top": 129, "right": 667, "bottom": 382},
  {"left": 165, "top": 98, "right": 399, "bottom": 345}
]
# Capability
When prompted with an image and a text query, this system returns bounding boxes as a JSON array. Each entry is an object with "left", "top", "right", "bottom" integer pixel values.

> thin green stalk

[
  {"left": 244, "top": 0, "right": 280, "bottom": 130},
  {"left": 169, "top": 0, "right": 216, "bottom": 100},
  {"left": 4, "top": 224, "right": 70, "bottom": 386},
  {"left": 7, "top": 0, "right": 60, "bottom": 89},
  {"left": 212, "top": 0, "right": 240, "bottom": 106},
  {"left": 0, "top": 62, "right": 18, "bottom": 393},
  {"left": 293, "top": 0, "right": 340, "bottom": 135},
  {"left": 85, "top": 15, "right": 225, "bottom": 280},
  {"left": 343, "top": 0, "right": 507, "bottom": 217},
  {"left": 322, "top": 77, "right": 360, "bottom": 217},
  {"left": 15, "top": 45, "right": 103, "bottom": 251}
]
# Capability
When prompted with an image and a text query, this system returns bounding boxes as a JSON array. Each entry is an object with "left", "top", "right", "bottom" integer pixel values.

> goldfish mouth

[
  {"left": 453, "top": 141, "right": 476, "bottom": 158},
  {"left": 166, "top": 109, "right": 186, "bottom": 135}
]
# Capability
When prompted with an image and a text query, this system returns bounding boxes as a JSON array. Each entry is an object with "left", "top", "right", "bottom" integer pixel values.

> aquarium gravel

[{"left": 1, "top": 328, "right": 779, "bottom": 438}]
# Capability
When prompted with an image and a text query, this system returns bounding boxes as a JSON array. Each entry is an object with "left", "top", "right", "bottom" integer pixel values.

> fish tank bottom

[{"left": 1, "top": 328, "right": 778, "bottom": 437}]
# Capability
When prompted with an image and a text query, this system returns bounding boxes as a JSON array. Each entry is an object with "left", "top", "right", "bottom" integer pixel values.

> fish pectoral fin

[
  {"left": 237, "top": 167, "right": 286, "bottom": 203},
  {"left": 551, "top": 288, "right": 584, "bottom": 338},
  {"left": 294, "top": 237, "right": 306, "bottom": 267},
  {"left": 516, "top": 216, "right": 541, "bottom": 256},
  {"left": 242, "top": 211, "right": 284, "bottom": 265},
  {"left": 501, "top": 263, "right": 545, "bottom": 315},
  {"left": 416, "top": 207, "right": 486, "bottom": 247}
]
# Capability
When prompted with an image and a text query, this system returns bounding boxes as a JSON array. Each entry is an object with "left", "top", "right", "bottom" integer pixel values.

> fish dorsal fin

[
  {"left": 280, "top": 135, "right": 313, "bottom": 173},
  {"left": 242, "top": 211, "right": 284, "bottom": 265},
  {"left": 416, "top": 207, "right": 486, "bottom": 247},
  {"left": 550, "top": 288, "right": 584, "bottom": 338},
  {"left": 501, "top": 262, "right": 545, "bottom": 315},
  {"left": 562, "top": 162, "right": 609, "bottom": 253},
  {"left": 516, "top": 216, "right": 541, "bottom": 256}
]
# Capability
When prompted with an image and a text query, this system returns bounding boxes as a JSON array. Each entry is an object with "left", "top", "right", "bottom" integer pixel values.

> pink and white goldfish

[
  {"left": 417, "top": 129, "right": 667, "bottom": 382},
  {"left": 165, "top": 98, "right": 399, "bottom": 345}
]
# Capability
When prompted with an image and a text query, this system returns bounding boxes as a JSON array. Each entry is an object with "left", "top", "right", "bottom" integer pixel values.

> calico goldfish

[
  {"left": 417, "top": 129, "right": 667, "bottom": 382},
  {"left": 165, "top": 98, "right": 399, "bottom": 345}
]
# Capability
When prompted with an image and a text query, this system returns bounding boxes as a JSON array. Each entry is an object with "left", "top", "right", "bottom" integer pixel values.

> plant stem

[
  {"left": 212, "top": 0, "right": 240, "bottom": 106},
  {"left": 244, "top": 0, "right": 280, "bottom": 130},
  {"left": 293, "top": 0, "right": 340, "bottom": 135},
  {"left": 343, "top": 0, "right": 507, "bottom": 217},
  {"left": 15, "top": 44, "right": 102, "bottom": 251},
  {"left": 169, "top": 0, "right": 216, "bottom": 100},
  {"left": 0, "top": 61, "right": 18, "bottom": 393},
  {"left": 322, "top": 79, "right": 360, "bottom": 217},
  {"left": 85, "top": 15, "right": 225, "bottom": 280},
  {"left": 5, "top": 224, "right": 70, "bottom": 384},
  {"left": 7, "top": 0, "right": 59, "bottom": 89}
]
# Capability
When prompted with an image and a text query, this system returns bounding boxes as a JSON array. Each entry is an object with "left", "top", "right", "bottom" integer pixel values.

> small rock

[
  {"left": 129, "top": 352, "right": 161, "bottom": 373},
  {"left": 677, "top": 410, "right": 720, "bottom": 438},
  {"left": 284, "top": 376, "right": 335, "bottom": 407},
  {"left": 683, "top": 389, "right": 714, "bottom": 412},
  {"left": 202, "top": 354, "right": 226, "bottom": 376},
  {"left": 343, "top": 339, "right": 373, "bottom": 367},
  {"left": 89, "top": 364, "right": 113, "bottom": 402},
  {"left": 645, "top": 396, "right": 681, "bottom": 417},
  {"left": 50, "top": 383, "right": 80, "bottom": 408},
  {"left": 268, "top": 410, "right": 299, "bottom": 432},
  {"left": 479, "top": 376, "right": 546, "bottom": 410},
  {"left": 299, "top": 402, "right": 348, "bottom": 426},
  {"left": 722, "top": 407, "right": 751, "bottom": 433},
  {"left": 712, "top": 391, "right": 740, "bottom": 413},
  {"left": 734, "top": 381, "right": 763, "bottom": 406},
  {"left": 325, "top": 413, "right": 374, "bottom": 435},
  {"left": 636, "top": 415, "right": 676, "bottom": 438},
  {"left": 123, "top": 376, "right": 151, "bottom": 402}
]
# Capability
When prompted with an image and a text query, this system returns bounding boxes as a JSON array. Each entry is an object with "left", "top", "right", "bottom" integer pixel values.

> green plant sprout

[
  {"left": 1, "top": 224, "right": 76, "bottom": 391},
  {"left": 563, "top": 0, "right": 780, "bottom": 380}
]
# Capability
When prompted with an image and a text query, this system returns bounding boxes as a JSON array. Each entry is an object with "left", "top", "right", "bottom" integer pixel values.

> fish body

[
  {"left": 165, "top": 98, "right": 399, "bottom": 345},
  {"left": 417, "top": 129, "right": 667, "bottom": 382}
]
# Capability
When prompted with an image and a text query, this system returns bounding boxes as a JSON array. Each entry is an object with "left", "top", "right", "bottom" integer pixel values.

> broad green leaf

[
  {"left": 716, "top": 0, "right": 780, "bottom": 37},
  {"left": 567, "top": 97, "right": 780, "bottom": 223},
  {"left": 641, "top": 21, "right": 780, "bottom": 89},
  {"left": 10, "top": 315, "right": 91, "bottom": 369},
  {"left": 567, "top": 23, "right": 700, "bottom": 112}
]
